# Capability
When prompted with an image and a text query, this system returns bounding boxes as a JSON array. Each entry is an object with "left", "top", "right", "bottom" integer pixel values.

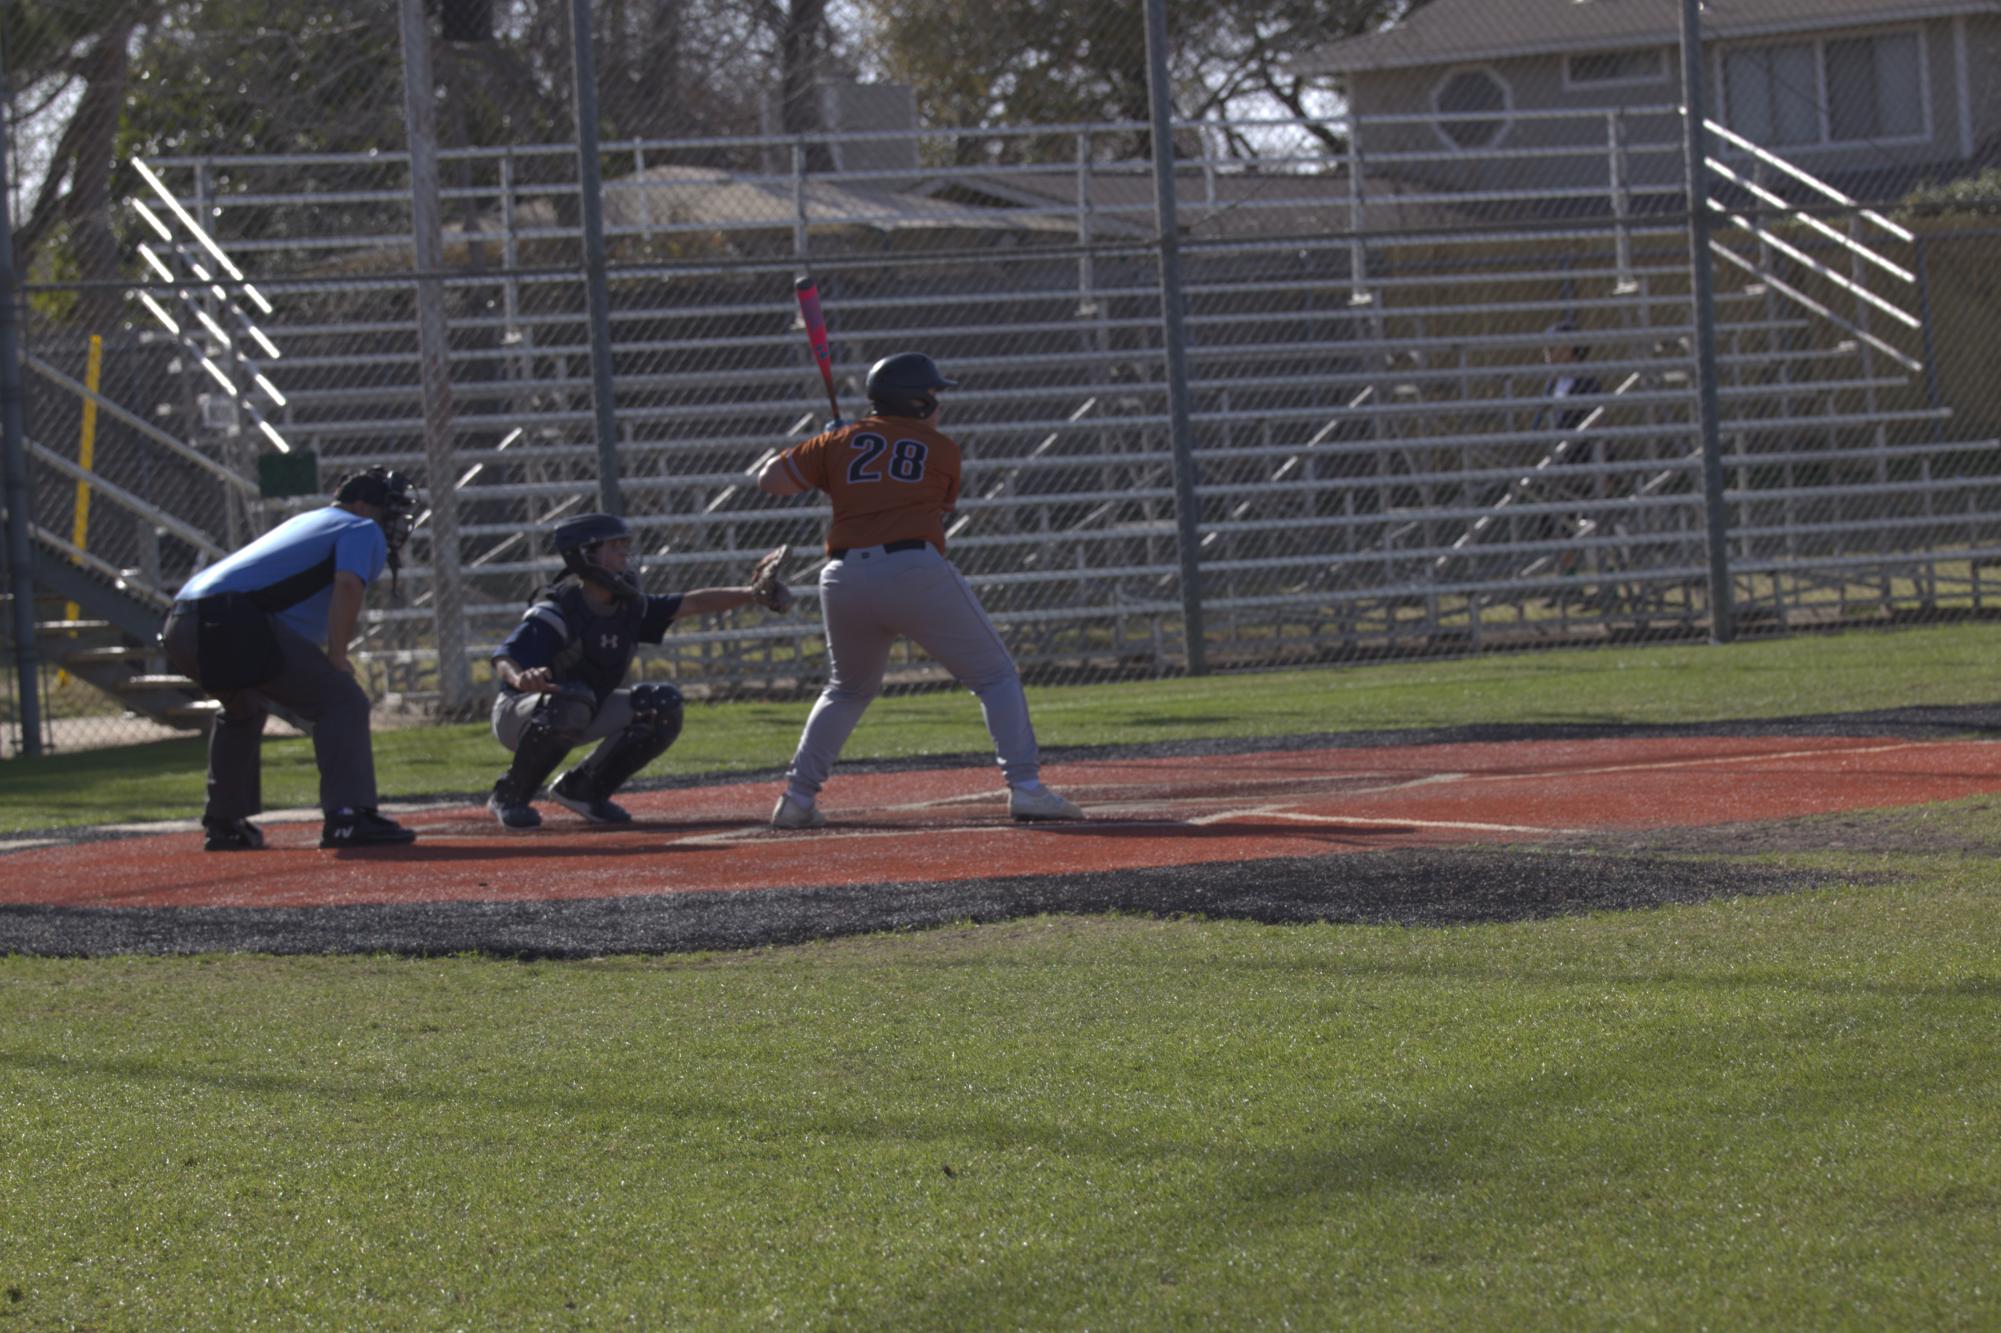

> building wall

[
  {"left": 1342, "top": 17, "right": 1981, "bottom": 205},
  {"left": 1346, "top": 55, "right": 1685, "bottom": 203},
  {"left": 1966, "top": 15, "right": 2001, "bottom": 156}
]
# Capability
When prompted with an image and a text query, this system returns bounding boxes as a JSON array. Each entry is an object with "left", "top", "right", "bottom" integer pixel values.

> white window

[
  {"left": 1433, "top": 67, "right": 1510, "bottom": 150},
  {"left": 1722, "top": 42, "right": 1820, "bottom": 145},
  {"left": 1565, "top": 48, "right": 1667, "bottom": 88},
  {"left": 1721, "top": 31, "right": 1927, "bottom": 147},
  {"left": 1827, "top": 33, "right": 1924, "bottom": 140}
]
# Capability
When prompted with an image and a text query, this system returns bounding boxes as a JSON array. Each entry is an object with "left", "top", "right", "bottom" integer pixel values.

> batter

[{"left": 756, "top": 352, "right": 1084, "bottom": 828}]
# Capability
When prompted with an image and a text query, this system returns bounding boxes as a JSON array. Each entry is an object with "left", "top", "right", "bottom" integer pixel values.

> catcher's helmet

[
  {"left": 552, "top": 512, "right": 642, "bottom": 603},
  {"left": 865, "top": 352, "right": 957, "bottom": 418}
]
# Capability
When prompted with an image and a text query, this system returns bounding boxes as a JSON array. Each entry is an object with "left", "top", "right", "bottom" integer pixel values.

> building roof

[
  {"left": 590, "top": 164, "right": 1083, "bottom": 238},
  {"left": 1298, "top": 0, "right": 2001, "bottom": 75},
  {"left": 925, "top": 168, "right": 1471, "bottom": 240}
]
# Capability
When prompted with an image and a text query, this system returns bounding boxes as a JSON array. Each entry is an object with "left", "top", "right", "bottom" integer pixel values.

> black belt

[{"left": 829, "top": 538, "right": 928, "bottom": 560}]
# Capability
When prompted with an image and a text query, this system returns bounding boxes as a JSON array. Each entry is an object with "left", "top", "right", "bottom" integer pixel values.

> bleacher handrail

[{"left": 1700, "top": 118, "right": 1915, "bottom": 245}]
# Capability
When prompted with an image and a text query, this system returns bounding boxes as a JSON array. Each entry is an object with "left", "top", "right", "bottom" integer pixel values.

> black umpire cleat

[
  {"left": 486, "top": 789, "right": 542, "bottom": 830},
  {"left": 202, "top": 817, "right": 266, "bottom": 851},
  {"left": 548, "top": 770, "right": 634, "bottom": 825},
  {"left": 320, "top": 807, "right": 418, "bottom": 849}
]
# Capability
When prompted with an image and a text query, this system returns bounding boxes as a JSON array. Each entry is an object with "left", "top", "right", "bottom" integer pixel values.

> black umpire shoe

[
  {"left": 202, "top": 817, "right": 266, "bottom": 852},
  {"left": 486, "top": 789, "right": 542, "bottom": 831},
  {"left": 549, "top": 770, "right": 634, "bottom": 825},
  {"left": 319, "top": 807, "right": 418, "bottom": 849}
]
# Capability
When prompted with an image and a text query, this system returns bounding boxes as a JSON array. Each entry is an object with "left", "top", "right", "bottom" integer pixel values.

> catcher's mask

[
  {"left": 865, "top": 351, "right": 957, "bottom": 420},
  {"left": 552, "top": 512, "right": 643, "bottom": 604},
  {"left": 333, "top": 466, "right": 417, "bottom": 593}
]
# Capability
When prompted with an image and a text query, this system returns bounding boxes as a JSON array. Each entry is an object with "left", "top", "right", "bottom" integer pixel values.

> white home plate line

[
  {"left": 1469, "top": 739, "right": 1939, "bottom": 786},
  {"left": 672, "top": 820, "right": 1149, "bottom": 847},
  {"left": 1268, "top": 810, "right": 1574, "bottom": 835},
  {"left": 1178, "top": 800, "right": 1565, "bottom": 835},
  {"left": 884, "top": 768, "right": 1432, "bottom": 808}
]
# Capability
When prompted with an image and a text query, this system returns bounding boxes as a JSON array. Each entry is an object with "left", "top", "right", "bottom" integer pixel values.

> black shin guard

[
  {"left": 564, "top": 683, "right": 683, "bottom": 800},
  {"left": 494, "top": 689, "right": 593, "bottom": 805}
]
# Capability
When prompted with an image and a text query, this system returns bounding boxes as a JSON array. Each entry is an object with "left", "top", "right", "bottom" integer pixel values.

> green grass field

[
  {"left": 9, "top": 619, "right": 2001, "bottom": 833},
  {"left": 3, "top": 623, "right": 2000, "bottom": 1326}
]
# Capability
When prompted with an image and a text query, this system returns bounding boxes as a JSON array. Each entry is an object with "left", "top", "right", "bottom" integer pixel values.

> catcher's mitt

[{"left": 748, "top": 545, "right": 794, "bottom": 612}]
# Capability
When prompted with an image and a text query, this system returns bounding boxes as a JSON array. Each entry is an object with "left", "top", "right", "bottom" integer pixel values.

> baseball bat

[{"left": 793, "top": 276, "right": 842, "bottom": 426}]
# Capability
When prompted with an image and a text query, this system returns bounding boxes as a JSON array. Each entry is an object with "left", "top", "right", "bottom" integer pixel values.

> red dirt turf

[{"left": 7, "top": 734, "right": 2001, "bottom": 912}]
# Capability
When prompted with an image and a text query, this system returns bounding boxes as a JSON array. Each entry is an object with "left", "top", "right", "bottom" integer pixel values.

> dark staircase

[{"left": 24, "top": 545, "right": 219, "bottom": 731}]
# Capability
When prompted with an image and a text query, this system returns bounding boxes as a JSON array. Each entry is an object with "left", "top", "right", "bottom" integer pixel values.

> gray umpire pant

[
  {"left": 161, "top": 606, "right": 379, "bottom": 820},
  {"left": 785, "top": 543, "right": 1039, "bottom": 798}
]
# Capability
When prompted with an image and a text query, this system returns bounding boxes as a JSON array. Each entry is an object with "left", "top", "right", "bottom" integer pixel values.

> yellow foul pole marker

[{"left": 58, "top": 336, "right": 104, "bottom": 683}]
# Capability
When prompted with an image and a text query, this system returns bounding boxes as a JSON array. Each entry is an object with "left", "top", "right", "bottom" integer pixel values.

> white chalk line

[{"left": 1461, "top": 739, "right": 1939, "bottom": 785}]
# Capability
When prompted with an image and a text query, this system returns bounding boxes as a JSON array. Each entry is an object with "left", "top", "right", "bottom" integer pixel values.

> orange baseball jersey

[{"left": 777, "top": 415, "right": 963, "bottom": 555}]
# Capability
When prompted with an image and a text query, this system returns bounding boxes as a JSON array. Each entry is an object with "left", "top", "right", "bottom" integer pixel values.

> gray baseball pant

[
  {"left": 491, "top": 687, "right": 640, "bottom": 753},
  {"left": 784, "top": 543, "right": 1039, "bottom": 798},
  {"left": 161, "top": 607, "right": 379, "bottom": 819}
]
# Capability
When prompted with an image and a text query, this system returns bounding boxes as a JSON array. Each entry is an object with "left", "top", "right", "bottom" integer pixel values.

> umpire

[
  {"left": 159, "top": 466, "right": 420, "bottom": 851},
  {"left": 485, "top": 513, "right": 791, "bottom": 829}
]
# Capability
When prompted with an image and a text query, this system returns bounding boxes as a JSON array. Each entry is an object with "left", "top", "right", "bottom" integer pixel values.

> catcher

[{"left": 485, "top": 513, "right": 793, "bottom": 829}]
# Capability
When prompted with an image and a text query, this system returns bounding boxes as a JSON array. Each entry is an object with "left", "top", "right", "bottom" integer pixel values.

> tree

[
  {"left": 5, "top": 0, "right": 850, "bottom": 294},
  {"left": 850, "top": 0, "right": 1435, "bottom": 162},
  {"left": 7, "top": 1, "right": 164, "bottom": 331}
]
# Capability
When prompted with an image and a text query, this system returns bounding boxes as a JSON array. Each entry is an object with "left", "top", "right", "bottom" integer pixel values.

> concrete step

[
  {"left": 161, "top": 700, "right": 223, "bottom": 728},
  {"left": 34, "top": 618, "right": 120, "bottom": 638},
  {"left": 114, "top": 673, "right": 202, "bottom": 694},
  {"left": 55, "top": 644, "right": 154, "bottom": 667}
]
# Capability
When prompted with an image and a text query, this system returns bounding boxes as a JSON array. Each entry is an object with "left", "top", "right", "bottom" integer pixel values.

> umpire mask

[{"left": 334, "top": 466, "right": 418, "bottom": 595}]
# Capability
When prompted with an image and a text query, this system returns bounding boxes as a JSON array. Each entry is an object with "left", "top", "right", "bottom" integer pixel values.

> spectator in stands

[
  {"left": 1532, "top": 319, "right": 1605, "bottom": 578},
  {"left": 159, "top": 467, "right": 421, "bottom": 852},
  {"left": 1536, "top": 320, "right": 1603, "bottom": 436}
]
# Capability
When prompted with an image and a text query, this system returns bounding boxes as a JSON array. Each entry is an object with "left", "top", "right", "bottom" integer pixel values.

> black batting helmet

[
  {"left": 865, "top": 352, "right": 958, "bottom": 418},
  {"left": 552, "top": 512, "right": 642, "bottom": 603}
]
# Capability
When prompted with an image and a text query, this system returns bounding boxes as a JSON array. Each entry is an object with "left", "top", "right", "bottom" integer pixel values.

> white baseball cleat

[
  {"left": 1008, "top": 785, "right": 1085, "bottom": 822},
  {"left": 770, "top": 793, "right": 826, "bottom": 829}
]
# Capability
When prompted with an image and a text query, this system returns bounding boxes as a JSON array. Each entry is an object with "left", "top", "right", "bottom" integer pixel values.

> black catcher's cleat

[
  {"left": 202, "top": 817, "right": 266, "bottom": 852},
  {"left": 548, "top": 770, "right": 634, "bottom": 825},
  {"left": 320, "top": 807, "right": 418, "bottom": 849},
  {"left": 486, "top": 789, "right": 542, "bottom": 830}
]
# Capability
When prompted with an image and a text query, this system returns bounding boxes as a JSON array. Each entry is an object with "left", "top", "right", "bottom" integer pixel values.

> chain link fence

[{"left": 5, "top": 0, "right": 2000, "bottom": 755}]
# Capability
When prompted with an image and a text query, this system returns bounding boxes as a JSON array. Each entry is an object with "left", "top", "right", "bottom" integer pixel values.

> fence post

[
  {"left": 1142, "top": 0, "right": 1207, "bottom": 674},
  {"left": 399, "top": 0, "right": 474, "bottom": 711},
  {"left": 1346, "top": 121, "right": 1370, "bottom": 305},
  {"left": 1678, "top": 0, "right": 1734, "bottom": 643},
  {"left": 0, "top": 42, "right": 44, "bottom": 757},
  {"left": 1074, "top": 131, "right": 1094, "bottom": 318},
  {"left": 1608, "top": 110, "right": 1634, "bottom": 292},
  {"left": 1913, "top": 233, "right": 1945, "bottom": 444},
  {"left": 567, "top": 0, "right": 624, "bottom": 519},
  {"left": 792, "top": 139, "right": 809, "bottom": 260}
]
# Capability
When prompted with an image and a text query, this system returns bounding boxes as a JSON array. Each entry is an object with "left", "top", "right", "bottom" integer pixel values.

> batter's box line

[
  {"left": 1251, "top": 809, "right": 1578, "bottom": 836},
  {"left": 885, "top": 772, "right": 1466, "bottom": 815}
]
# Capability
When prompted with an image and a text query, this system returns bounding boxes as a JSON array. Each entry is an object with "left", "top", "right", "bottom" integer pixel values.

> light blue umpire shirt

[{"left": 176, "top": 507, "right": 388, "bottom": 645}]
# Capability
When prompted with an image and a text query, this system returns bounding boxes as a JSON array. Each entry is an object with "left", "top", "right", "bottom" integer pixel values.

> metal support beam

[
  {"left": 1142, "top": 0, "right": 1207, "bottom": 674},
  {"left": 569, "top": 0, "right": 624, "bottom": 516},
  {"left": 1679, "top": 0, "right": 1734, "bottom": 643},
  {"left": 399, "top": 0, "right": 474, "bottom": 709},
  {"left": 0, "top": 45, "right": 45, "bottom": 757}
]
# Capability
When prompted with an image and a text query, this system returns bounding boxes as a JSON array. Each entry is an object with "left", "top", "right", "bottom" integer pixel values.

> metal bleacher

[{"left": 28, "top": 105, "right": 1997, "bottom": 719}]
